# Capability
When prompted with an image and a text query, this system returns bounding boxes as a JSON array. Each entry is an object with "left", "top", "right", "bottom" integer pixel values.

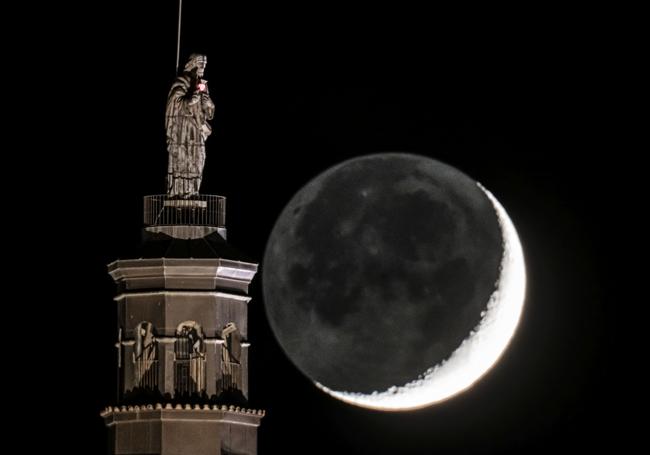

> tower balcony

[
  {"left": 144, "top": 194, "right": 226, "bottom": 227},
  {"left": 143, "top": 194, "right": 227, "bottom": 240}
]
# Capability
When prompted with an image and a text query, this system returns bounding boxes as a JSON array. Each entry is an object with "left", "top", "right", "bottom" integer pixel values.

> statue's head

[{"left": 184, "top": 54, "right": 207, "bottom": 77}]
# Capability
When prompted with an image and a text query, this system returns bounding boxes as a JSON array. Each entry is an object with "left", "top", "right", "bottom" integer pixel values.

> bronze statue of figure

[{"left": 165, "top": 54, "right": 215, "bottom": 198}]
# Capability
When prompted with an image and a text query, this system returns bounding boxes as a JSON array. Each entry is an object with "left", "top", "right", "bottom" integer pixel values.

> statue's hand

[
  {"left": 189, "top": 91, "right": 201, "bottom": 105},
  {"left": 202, "top": 124, "right": 212, "bottom": 140}
]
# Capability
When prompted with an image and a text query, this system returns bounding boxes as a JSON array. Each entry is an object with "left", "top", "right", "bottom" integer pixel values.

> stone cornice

[
  {"left": 108, "top": 258, "right": 258, "bottom": 294},
  {"left": 101, "top": 403, "right": 265, "bottom": 427},
  {"left": 113, "top": 290, "right": 252, "bottom": 303}
]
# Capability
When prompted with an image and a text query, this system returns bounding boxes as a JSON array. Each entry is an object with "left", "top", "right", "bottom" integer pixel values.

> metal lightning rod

[{"left": 175, "top": 0, "right": 183, "bottom": 74}]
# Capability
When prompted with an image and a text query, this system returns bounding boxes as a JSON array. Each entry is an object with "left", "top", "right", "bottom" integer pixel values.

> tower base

[{"left": 102, "top": 403, "right": 264, "bottom": 455}]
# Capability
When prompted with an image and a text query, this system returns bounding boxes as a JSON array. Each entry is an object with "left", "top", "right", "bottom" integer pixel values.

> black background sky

[{"left": 35, "top": 2, "right": 628, "bottom": 454}]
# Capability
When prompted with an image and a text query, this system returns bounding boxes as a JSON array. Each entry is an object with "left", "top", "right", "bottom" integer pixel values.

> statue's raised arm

[{"left": 165, "top": 54, "right": 215, "bottom": 198}]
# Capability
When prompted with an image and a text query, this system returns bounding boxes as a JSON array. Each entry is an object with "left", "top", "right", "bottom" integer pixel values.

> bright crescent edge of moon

[{"left": 315, "top": 183, "right": 527, "bottom": 411}]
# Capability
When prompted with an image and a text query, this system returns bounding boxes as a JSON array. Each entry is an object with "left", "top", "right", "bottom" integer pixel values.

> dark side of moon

[{"left": 263, "top": 154, "right": 503, "bottom": 394}]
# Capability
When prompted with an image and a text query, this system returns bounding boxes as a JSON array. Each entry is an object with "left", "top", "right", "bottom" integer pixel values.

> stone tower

[{"left": 101, "top": 195, "right": 264, "bottom": 454}]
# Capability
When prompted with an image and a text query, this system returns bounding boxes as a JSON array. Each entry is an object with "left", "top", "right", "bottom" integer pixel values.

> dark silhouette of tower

[{"left": 101, "top": 195, "right": 264, "bottom": 454}]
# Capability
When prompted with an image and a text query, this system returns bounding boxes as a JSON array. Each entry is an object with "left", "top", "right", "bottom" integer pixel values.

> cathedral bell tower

[{"left": 101, "top": 54, "right": 264, "bottom": 455}]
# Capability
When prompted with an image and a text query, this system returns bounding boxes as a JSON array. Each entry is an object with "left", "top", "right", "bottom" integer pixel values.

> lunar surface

[{"left": 262, "top": 153, "right": 525, "bottom": 410}]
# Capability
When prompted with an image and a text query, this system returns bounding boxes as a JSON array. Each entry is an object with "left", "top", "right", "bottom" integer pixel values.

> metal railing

[
  {"left": 134, "top": 357, "right": 159, "bottom": 390},
  {"left": 174, "top": 358, "right": 206, "bottom": 395},
  {"left": 174, "top": 335, "right": 207, "bottom": 395},
  {"left": 220, "top": 362, "right": 242, "bottom": 393},
  {"left": 143, "top": 194, "right": 226, "bottom": 227}
]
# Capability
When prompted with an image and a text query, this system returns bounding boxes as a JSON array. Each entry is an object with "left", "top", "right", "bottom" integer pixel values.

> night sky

[{"left": 39, "top": 2, "right": 626, "bottom": 453}]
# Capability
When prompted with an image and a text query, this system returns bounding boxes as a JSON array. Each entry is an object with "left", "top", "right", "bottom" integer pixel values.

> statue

[
  {"left": 220, "top": 322, "right": 242, "bottom": 392},
  {"left": 133, "top": 322, "right": 157, "bottom": 389},
  {"left": 165, "top": 54, "right": 215, "bottom": 198}
]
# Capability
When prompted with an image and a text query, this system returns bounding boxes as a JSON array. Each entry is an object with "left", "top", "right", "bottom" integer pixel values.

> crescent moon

[{"left": 315, "top": 184, "right": 526, "bottom": 410}]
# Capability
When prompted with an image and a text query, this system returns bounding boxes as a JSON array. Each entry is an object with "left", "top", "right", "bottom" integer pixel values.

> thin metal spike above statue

[{"left": 165, "top": 54, "right": 215, "bottom": 199}]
